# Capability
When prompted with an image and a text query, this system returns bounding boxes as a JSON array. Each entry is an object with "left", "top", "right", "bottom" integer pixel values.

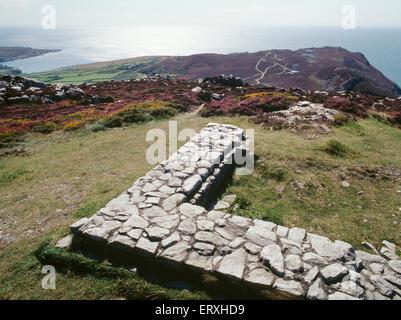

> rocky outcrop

[
  {"left": 202, "top": 74, "right": 244, "bottom": 87},
  {"left": 0, "top": 75, "right": 112, "bottom": 105},
  {"left": 252, "top": 101, "right": 341, "bottom": 134},
  {"left": 70, "top": 123, "right": 401, "bottom": 300}
]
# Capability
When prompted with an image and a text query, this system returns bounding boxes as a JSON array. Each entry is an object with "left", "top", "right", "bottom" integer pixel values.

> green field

[
  {"left": 25, "top": 56, "right": 167, "bottom": 84},
  {"left": 0, "top": 112, "right": 400, "bottom": 299}
]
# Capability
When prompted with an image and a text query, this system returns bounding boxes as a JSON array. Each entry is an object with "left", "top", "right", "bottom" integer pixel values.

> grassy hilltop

[
  {"left": 0, "top": 71, "right": 400, "bottom": 299},
  {"left": 1, "top": 111, "right": 401, "bottom": 299}
]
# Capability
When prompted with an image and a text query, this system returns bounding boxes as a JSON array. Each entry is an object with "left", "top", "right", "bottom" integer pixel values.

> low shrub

[
  {"left": 143, "top": 88, "right": 165, "bottom": 94},
  {"left": 31, "top": 122, "right": 58, "bottom": 134},
  {"left": 103, "top": 116, "right": 123, "bottom": 128},
  {"left": 320, "top": 140, "right": 351, "bottom": 157},
  {"left": 333, "top": 113, "right": 351, "bottom": 126},
  {"left": 63, "top": 120, "right": 85, "bottom": 131},
  {"left": 0, "top": 129, "right": 19, "bottom": 144},
  {"left": 87, "top": 123, "right": 106, "bottom": 132}
]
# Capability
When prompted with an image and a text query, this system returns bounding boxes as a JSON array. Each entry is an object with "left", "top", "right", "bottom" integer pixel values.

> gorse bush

[
  {"left": 321, "top": 140, "right": 351, "bottom": 157},
  {"left": 87, "top": 123, "right": 106, "bottom": 132},
  {"left": 103, "top": 116, "right": 123, "bottom": 128},
  {"left": 31, "top": 122, "right": 58, "bottom": 134},
  {"left": 97, "top": 101, "right": 179, "bottom": 129}
]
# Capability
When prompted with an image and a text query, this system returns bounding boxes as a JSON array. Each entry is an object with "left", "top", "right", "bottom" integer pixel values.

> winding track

[{"left": 243, "top": 53, "right": 298, "bottom": 85}]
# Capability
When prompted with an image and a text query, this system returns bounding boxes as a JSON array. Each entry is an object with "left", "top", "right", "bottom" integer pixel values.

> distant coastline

[{"left": 0, "top": 46, "right": 61, "bottom": 63}]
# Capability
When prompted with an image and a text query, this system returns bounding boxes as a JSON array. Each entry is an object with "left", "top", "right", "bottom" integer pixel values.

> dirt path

[{"left": 243, "top": 53, "right": 298, "bottom": 85}]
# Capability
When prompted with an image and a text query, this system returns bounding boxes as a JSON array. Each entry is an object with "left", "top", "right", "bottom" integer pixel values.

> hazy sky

[{"left": 0, "top": 0, "right": 400, "bottom": 28}]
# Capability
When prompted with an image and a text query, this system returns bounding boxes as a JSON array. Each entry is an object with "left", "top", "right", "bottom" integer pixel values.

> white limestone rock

[
  {"left": 260, "top": 244, "right": 284, "bottom": 277},
  {"left": 244, "top": 268, "right": 275, "bottom": 287},
  {"left": 195, "top": 231, "right": 229, "bottom": 247},
  {"left": 303, "top": 252, "right": 328, "bottom": 266},
  {"left": 122, "top": 214, "right": 149, "bottom": 230},
  {"left": 194, "top": 242, "right": 215, "bottom": 256},
  {"left": 197, "top": 219, "right": 215, "bottom": 231},
  {"left": 230, "top": 215, "right": 252, "bottom": 228},
  {"left": 186, "top": 252, "right": 213, "bottom": 271},
  {"left": 229, "top": 237, "right": 246, "bottom": 249},
  {"left": 182, "top": 175, "right": 202, "bottom": 196},
  {"left": 127, "top": 229, "right": 142, "bottom": 240},
  {"left": 55, "top": 235, "right": 73, "bottom": 249},
  {"left": 311, "top": 238, "right": 351, "bottom": 261},
  {"left": 180, "top": 203, "right": 207, "bottom": 218},
  {"left": 152, "top": 215, "right": 180, "bottom": 229},
  {"left": 145, "top": 227, "right": 170, "bottom": 241},
  {"left": 288, "top": 228, "right": 306, "bottom": 243},
  {"left": 383, "top": 276, "right": 401, "bottom": 289},
  {"left": 304, "top": 266, "right": 319, "bottom": 285},
  {"left": 276, "top": 226, "right": 289, "bottom": 238},
  {"left": 70, "top": 218, "right": 90, "bottom": 233},
  {"left": 285, "top": 254, "right": 303, "bottom": 273},
  {"left": 307, "top": 278, "right": 326, "bottom": 300},
  {"left": 389, "top": 260, "right": 401, "bottom": 274},
  {"left": 142, "top": 183, "right": 157, "bottom": 193},
  {"left": 356, "top": 250, "right": 387, "bottom": 264},
  {"left": 161, "top": 232, "right": 180, "bottom": 248},
  {"left": 178, "top": 219, "right": 197, "bottom": 236},
  {"left": 370, "top": 275, "right": 394, "bottom": 297},
  {"left": 168, "top": 177, "right": 182, "bottom": 188},
  {"left": 218, "top": 248, "right": 247, "bottom": 279},
  {"left": 162, "top": 194, "right": 186, "bottom": 211},
  {"left": 215, "top": 227, "right": 236, "bottom": 241},
  {"left": 244, "top": 242, "right": 262, "bottom": 255},
  {"left": 214, "top": 201, "right": 230, "bottom": 210},
  {"left": 254, "top": 220, "right": 277, "bottom": 231},
  {"left": 207, "top": 211, "right": 225, "bottom": 220},
  {"left": 245, "top": 226, "right": 277, "bottom": 247},
  {"left": 143, "top": 206, "right": 168, "bottom": 219},
  {"left": 136, "top": 237, "right": 159, "bottom": 254},
  {"left": 159, "top": 185, "right": 176, "bottom": 195},
  {"left": 109, "top": 234, "right": 136, "bottom": 250},
  {"left": 273, "top": 279, "right": 304, "bottom": 297},
  {"left": 320, "top": 263, "right": 349, "bottom": 283},
  {"left": 328, "top": 292, "right": 359, "bottom": 300},
  {"left": 369, "top": 263, "right": 385, "bottom": 275},
  {"left": 160, "top": 241, "right": 190, "bottom": 262}
]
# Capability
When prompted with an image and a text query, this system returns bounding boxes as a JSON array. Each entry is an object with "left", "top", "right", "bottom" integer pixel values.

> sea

[{"left": 1, "top": 25, "right": 401, "bottom": 85}]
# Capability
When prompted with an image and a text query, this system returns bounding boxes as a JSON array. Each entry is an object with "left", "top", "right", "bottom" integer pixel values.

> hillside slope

[{"left": 29, "top": 47, "right": 401, "bottom": 97}]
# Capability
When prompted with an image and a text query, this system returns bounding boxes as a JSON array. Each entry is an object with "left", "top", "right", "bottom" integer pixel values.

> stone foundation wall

[{"left": 70, "top": 123, "right": 401, "bottom": 300}]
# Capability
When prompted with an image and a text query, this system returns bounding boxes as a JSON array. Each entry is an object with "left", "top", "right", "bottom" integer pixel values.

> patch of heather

[
  {"left": 1, "top": 74, "right": 400, "bottom": 148},
  {"left": 391, "top": 112, "right": 401, "bottom": 125},
  {"left": 0, "top": 77, "right": 203, "bottom": 147}
]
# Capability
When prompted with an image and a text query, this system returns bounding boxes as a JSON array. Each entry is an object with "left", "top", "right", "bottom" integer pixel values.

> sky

[{"left": 0, "top": 0, "right": 400, "bottom": 28}]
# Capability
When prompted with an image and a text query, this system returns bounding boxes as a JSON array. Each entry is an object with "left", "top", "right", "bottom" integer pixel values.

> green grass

[
  {"left": 0, "top": 237, "right": 209, "bottom": 300},
  {"left": 222, "top": 117, "right": 401, "bottom": 250},
  {"left": 319, "top": 140, "right": 354, "bottom": 157},
  {"left": 0, "top": 168, "right": 30, "bottom": 185},
  {"left": 26, "top": 57, "right": 166, "bottom": 84},
  {"left": 0, "top": 114, "right": 400, "bottom": 299}
]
